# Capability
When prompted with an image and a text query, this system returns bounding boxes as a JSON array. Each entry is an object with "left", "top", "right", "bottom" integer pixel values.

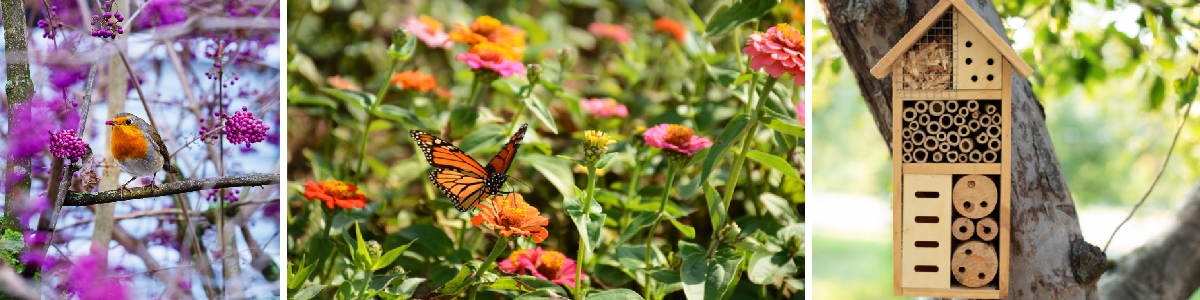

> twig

[
  {"left": 63, "top": 173, "right": 280, "bottom": 206},
  {"left": 1104, "top": 101, "right": 1193, "bottom": 252},
  {"left": 59, "top": 209, "right": 196, "bottom": 228}
]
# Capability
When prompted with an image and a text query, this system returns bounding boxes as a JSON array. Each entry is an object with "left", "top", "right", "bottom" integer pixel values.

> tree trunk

[
  {"left": 1097, "top": 179, "right": 1200, "bottom": 300},
  {"left": 2, "top": 0, "right": 36, "bottom": 234},
  {"left": 818, "top": 0, "right": 1100, "bottom": 298}
]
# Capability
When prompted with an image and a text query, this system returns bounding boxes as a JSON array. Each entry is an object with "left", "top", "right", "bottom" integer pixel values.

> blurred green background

[{"left": 809, "top": 0, "right": 1200, "bottom": 298}]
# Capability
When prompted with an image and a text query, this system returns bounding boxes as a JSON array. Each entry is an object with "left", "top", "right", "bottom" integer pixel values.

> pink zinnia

[
  {"left": 401, "top": 16, "right": 454, "bottom": 49},
  {"left": 588, "top": 22, "right": 631, "bottom": 43},
  {"left": 580, "top": 98, "right": 628, "bottom": 118},
  {"left": 498, "top": 247, "right": 586, "bottom": 288},
  {"left": 456, "top": 52, "right": 525, "bottom": 77},
  {"left": 644, "top": 124, "right": 713, "bottom": 156},
  {"left": 796, "top": 101, "right": 806, "bottom": 125},
  {"left": 743, "top": 23, "right": 805, "bottom": 86}
]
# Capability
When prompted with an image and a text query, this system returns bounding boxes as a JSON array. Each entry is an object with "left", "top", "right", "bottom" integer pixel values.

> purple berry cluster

[
  {"left": 37, "top": 6, "right": 65, "bottom": 39},
  {"left": 90, "top": 1, "right": 125, "bottom": 39},
  {"left": 205, "top": 188, "right": 240, "bottom": 202},
  {"left": 49, "top": 129, "right": 89, "bottom": 160},
  {"left": 197, "top": 116, "right": 221, "bottom": 144},
  {"left": 223, "top": 106, "right": 270, "bottom": 148}
]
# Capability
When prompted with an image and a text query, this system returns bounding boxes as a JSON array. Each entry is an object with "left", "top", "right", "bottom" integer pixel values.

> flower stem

[
  {"left": 620, "top": 156, "right": 645, "bottom": 232},
  {"left": 469, "top": 76, "right": 489, "bottom": 108},
  {"left": 576, "top": 163, "right": 599, "bottom": 300},
  {"left": 709, "top": 76, "right": 778, "bottom": 257},
  {"left": 356, "top": 58, "right": 400, "bottom": 175},
  {"left": 465, "top": 236, "right": 510, "bottom": 296},
  {"left": 643, "top": 162, "right": 678, "bottom": 299}
]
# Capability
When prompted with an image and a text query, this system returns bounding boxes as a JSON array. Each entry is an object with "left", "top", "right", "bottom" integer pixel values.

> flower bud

[
  {"left": 366, "top": 240, "right": 382, "bottom": 258},
  {"left": 558, "top": 48, "right": 577, "bottom": 70},
  {"left": 526, "top": 64, "right": 542, "bottom": 84},
  {"left": 583, "top": 130, "right": 616, "bottom": 165},
  {"left": 392, "top": 27, "right": 411, "bottom": 49}
]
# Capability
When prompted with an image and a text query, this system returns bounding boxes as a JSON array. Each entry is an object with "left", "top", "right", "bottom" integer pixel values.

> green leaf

[
  {"left": 1150, "top": 76, "right": 1166, "bottom": 110},
  {"left": 374, "top": 105, "right": 428, "bottom": 129},
  {"left": 388, "top": 34, "right": 419, "bottom": 61},
  {"left": 394, "top": 278, "right": 425, "bottom": 299},
  {"left": 397, "top": 224, "right": 455, "bottom": 257},
  {"left": 680, "top": 246, "right": 745, "bottom": 300},
  {"left": 698, "top": 114, "right": 752, "bottom": 187},
  {"left": 614, "top": 212, "right": 658, "bottom": 248},
  {"left": 373, "top": 240, "right": 415, "bottom": 271},
  {"left": 450, "top": 107, "right": 480, "bottom": 135},
  {"left": 322, "top": 88, "right": 375, "bottom": 111},
  {"left": 288, "top": 259, "right": 317, "bottom": 290},
  {"left": 666, "top": 215, "right": 696, "bottom": 239},
  {"left": 763, "top": 109, "right": 805, "bottom": 137},
  {"left": 594, "top": 264, "right": 633, "bottom": 287},
  {"left": 732, "top": 74, "right": 755, "bottom": 86},
  {"left": 310, "top": 0, "right": 330, "bottom": 12},
  {"left": 292, "top": 285, "right": 326, "bottom": 300},
  {"left": 436, "top": 265, "right": 474, "bottom": 294},
  {"left": 705, "top": 0, "right": 781, "bottom": 38},
  {"left": 1175, "top": 71, "right": 1199, "bottom": 109},
  {"left": 671, "top": 0, "right": 706, "bottom": 35},
  {"left": 565, "top": 187, "right": 606, "bottom": 252},
  {"left": 489, "top": 277, "right": 536, "bottom": 292},
  {"left": 704, "top": 184, "right": 726, "bottom": 230},
  {"left": 370, "top": 273, "right": 409, "bottom": 291},
  {"left": 513, "top": 289, "right": 566, "bottom": 300},
  {"left": 289, "top": 90, "right": 337, "bottom": 108},
  {"left": 515, "top": 275, "right": 568, "bottom": 295},
  {"left": 525, "top": 155, "right": 577, "bottom": 198},
  {"left": 747, "top": 252, "right": 798, "bottom": 284},
  {"left": 759, "top": 193, "right": 798, "bottom": 221},
  {"left": 588, "top": 289, "right": 645, "bottom": 300},
  {"left": 524, "top": 95, "right": 559, "bottom": 134},
  {"left": 745, "top": 150, "right": 801, "bottom": 181},
  {"left": 707, "top": 66, "right": 741, "bottom": 87},
  {"left": 648, "top": 268, "right": 682, "bottom": 284},
  {"left": 731, "top": 236, "right": 772, "bottom": 253},
  {"left": 616, "top": 245, "right": 661, "bottom": 271},
  {"left": 353, "top": 222, "right": 372, "bottom": 269},
  {"left": 595, "top": 152, "right": 618, "bottom": 169}
]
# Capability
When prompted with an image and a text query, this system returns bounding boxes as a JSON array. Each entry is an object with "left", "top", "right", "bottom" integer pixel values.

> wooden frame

[{"left": 875, "top": 0, "right": 1030, "bottom": 298}]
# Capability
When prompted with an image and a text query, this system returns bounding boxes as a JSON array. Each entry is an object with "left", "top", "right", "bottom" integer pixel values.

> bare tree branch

[{"left": 64, "top": 173, "right": 279, "bottom": 206}]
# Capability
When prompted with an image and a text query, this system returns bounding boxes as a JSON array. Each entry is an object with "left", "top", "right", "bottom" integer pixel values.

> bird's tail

[{"left": 164, "top": 162, "right": 179, "bottom": 173}]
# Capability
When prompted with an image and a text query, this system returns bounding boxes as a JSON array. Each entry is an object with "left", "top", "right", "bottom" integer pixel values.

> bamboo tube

[
  {"left": 939, "top": 114, "right": 953, "bottom": 128},
  {"left": 969, "top": 150, "right": 982, "bottom": 162},
  {"left": 946, "top": 151, "right": 959, "bottom": 164},
  {"left": 930, "top": 101, "right": 946, "bottom": 116},
  {"left": 923, "top": 136, "right": 939, "bottom": 151},
  {"left": 958, "top": 107, "right": 969, "bottom": 117},
  {"left": 971, "top": 110, "right": 981, "bottom": 119},
  {"left": 903, "top": 152, "right": 913, "bottom": 163},
  {"left": 946, "top": 100, "right": 959, "bottom": 114},
  {"left": 983, "top": 150, "right": 998, "bottom": 163},
  {"left": 903, "top": 128, "right": 913, "bottom": 140},
  {"left": 985, "top": 104, "right": 997, "bottom": 115},
  {"left": 988, "top": 139, "right": 1001, "bottom": 151},
  {"left": 946, "top": 131, "right": 961, "bottom": 146},
  {"left": 932, "top": 151, "right": 943, "bottom": 162},
  {"left": 959, "top": 139, "right": 973, "bottom": 152},
  {"left": 957, "top": 124, "right": 970, "bottom": 137},
  {"left": 976, "top": 217, "right": 999, "bottom": 241},
  {"left": 903, "top": 141, "right": 914, "bottom": 152},
  {"left": 951, "top": 241, "right": 999, "bottom": 288},
  {"left": 908, "top": 120, "right": 920, "bottom": 131},
  {"left": 911, "top": 130, "right": 926, "bottom": 145},
  {"left": 979, "top": 113, "right": 992, "bottom": 126},
  {"left": 903, "top": 107, "right": 918, "bottom": 122},
  {"left": 986, "top": 125, "right": 1001, "bottom": 138},
  {"left": 926, "top": 122, "right": 941, "bottom": 135},
  {"left": 915, "top": 101, "right": 929, "bottom": 113},
  {"left": 913, "top": 149, "right": 928, "bottom": 163},
  {"left": 954, "top": 115, "right": 967, "bottom": 127},
  {"left": 968, "top": 120, "right": 981, "bottom": 132},
  {"left": 919, "top": 114, "right": 932, "bottom": 126},
  {"left": 959, "top": 152, "right": 969, "bottom": 163},
  {"left": 936, "top": 131, "right": 947, "bottom": 142},
  {"left": 966, "top": 100, "right": 979, "bottom": 112},
  {"left": 938, "top": 141, "right": 951, "bottom": 153},
  {"left": 975, "top": 133, "right": 989, "bottom": 145},
  {"left": 952, "top": 217, "right": 975, "bottom": 240},
  {"left": 991, "top": 114, "right": 1000, "bottom": 126}
]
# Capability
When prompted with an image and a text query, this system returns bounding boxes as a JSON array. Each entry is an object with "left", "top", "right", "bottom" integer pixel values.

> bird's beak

[{"left": 105, "top": 121, "right": 114, "bottom": 126}]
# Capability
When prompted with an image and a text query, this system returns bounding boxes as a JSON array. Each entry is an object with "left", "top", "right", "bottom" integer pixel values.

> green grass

[{"left": 811, "top": 233, "right": 904, "bottom": 300}]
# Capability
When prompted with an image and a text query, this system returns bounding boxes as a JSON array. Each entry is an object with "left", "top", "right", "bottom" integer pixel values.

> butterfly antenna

[{"left": 505, "top": 177, "right": 532, "bottom": 193}]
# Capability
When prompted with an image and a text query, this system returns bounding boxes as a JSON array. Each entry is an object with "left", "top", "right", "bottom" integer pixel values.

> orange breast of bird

[{"left": 111, "top": 122, "right": 149, "bottom": 161}]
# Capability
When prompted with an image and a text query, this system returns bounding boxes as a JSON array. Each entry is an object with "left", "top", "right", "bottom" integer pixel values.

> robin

[{"left": 106, "top": 113, "right": 178, "bottom": 189}]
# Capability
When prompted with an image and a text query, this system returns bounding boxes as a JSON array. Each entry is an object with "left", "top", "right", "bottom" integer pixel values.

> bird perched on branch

[{"left": 107, "top": 113, "right": 178, "bottom": 190}]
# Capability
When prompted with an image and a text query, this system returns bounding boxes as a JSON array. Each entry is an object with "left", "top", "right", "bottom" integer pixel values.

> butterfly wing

[
  {"left": 410, "top": 130, "right": 488, "bottom": 176},
  {"left": 484, "top": 124, "right": 528, "bottom": 177},
  {"left": 429, "top": 169, "right": 491, "bottom": 212}
]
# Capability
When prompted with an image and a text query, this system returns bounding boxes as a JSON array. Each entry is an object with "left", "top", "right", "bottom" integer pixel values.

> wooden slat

[
  {"left": 901, "top": 175, "right": 952, "bottom": 289},
  {"left": 895, "top": 89, "right": 1002, "bottom": 100},
  {"left": 892, "top": 64, "right": 905, "bottom": 296},
  {"left": 870, "top": 0, "right": 956, "bottom": 78},
  {"left": 999, "top": 59, "right": 1013, "bottom": 298},
  {"left": 901, "top": 287, "right": 1002, "bottom": 299},
  {"left": 901, "top": 163, "right": 1001, "bottom": 174},
  {"left": 949, "top": 0, "right": 1035, "bottom": 78},
  {"left": 957, "top": 89, "right": 1003, "bottom": 99}
]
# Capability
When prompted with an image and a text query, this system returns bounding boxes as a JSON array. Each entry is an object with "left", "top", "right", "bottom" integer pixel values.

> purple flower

[
  {"left": 61, "top": 248, "right": 131, "bottom": 300},
  {"left": 49, "top": 129, "right": 89, "bottom": 160},
  {"left": 137, "top": 0, "right": 187, "bottom": 28},
  {"left": 223, "top": 107, "right": 270, "bottom": 148},
  {"left": 6, "top": 99, "right": 57, "bottom": 160}
]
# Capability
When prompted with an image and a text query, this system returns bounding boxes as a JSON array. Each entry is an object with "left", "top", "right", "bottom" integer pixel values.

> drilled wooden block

[
  {"left": 955, "top": 11, "right": 1002, "bottom": 89},
  {"left": 902, "top": 174, "right": 953, "bottom": 289},
  {"left": 953, "top": 174, "right": 997, "bottom": 218},
  {"left": 951, "top": 241, "right": 999, "bottom": 287}
]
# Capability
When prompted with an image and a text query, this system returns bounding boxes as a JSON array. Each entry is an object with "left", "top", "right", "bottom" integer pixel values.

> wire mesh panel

[{"left": 895, "top": 10, "right": 957, "bottom": 99}]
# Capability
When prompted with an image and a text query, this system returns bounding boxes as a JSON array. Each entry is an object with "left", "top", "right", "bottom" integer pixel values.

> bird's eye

[{"left": 125, "top": 119, "right": 132, "bottom": 125}]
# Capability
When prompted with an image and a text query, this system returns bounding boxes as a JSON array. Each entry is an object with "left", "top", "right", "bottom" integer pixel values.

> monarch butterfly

[{"left": 410, "top": 124, "right": 528, "bottom": 212}]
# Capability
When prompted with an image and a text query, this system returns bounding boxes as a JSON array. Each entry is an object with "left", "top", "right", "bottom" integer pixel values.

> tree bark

[
  {"left": 818, "top": 0, "right": 1099, "bottom": 298},
  {"left": 1097, "top": 179, "right": 1200, "bottom": 300},
  {"left": 2, "top": 0, "right": 36, "bottom": 234}
]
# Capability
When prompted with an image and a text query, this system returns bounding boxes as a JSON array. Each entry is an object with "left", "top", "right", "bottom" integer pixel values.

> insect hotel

[{"left": 868, "top": 0, "right": 1033, "bottom": 298}]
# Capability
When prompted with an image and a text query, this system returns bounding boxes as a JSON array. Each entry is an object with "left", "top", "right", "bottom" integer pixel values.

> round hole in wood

[
  {"left": 972, "top": 75, "right": 979, "bottom": 82},
  {"left": 984, "top": 227, "right": 992, "bottom": 234},
  {"left": 968, "top": 181, "right": 976, "bottom": 188},
  {"left": 987, "top": 74, "right": 995, "bottom": 81},
  {"left": 981, "top": 201, "right": 988, "bottom": 208},
  {"left": 966, "top": 58, "right": 973, "bottom": 65},
  {"left": 959, "top": 226, "right": 968, "bottom": 233},
  {"left": 963, "top": 202, "right": 972, "bottom": 210},
  {"left": 987, "top": 58, "right": 994, "bottom": 65},
  {"left": 965, "top": 249, "right": 973, "bottom": 255},
  {"left": 966, "top": 41, "right": 973, "bottom": 47},
  {"left": 978, "top": 273, "right": 986, "bottom": 279},
  {"left": 959, "top": 267, "right": 966, "bottom": 273}
]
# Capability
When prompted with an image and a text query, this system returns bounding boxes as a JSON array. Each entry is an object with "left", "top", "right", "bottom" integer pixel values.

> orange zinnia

[
  {"left": 470, "top": 193, "right": 549, "bottom": 243},
  {"left": 654, "top": 17, "right": 687, "bottom": 43},
  {"left": 449, "top": 15, "right": 526, "bottom": 61},
  {"left": 390, "top": 70, "right": 437, "bottom": 91},
  {"left": 303, "top": 180, "right": 367, "bottom": 209},
  {"left": 326, "top": 75, "right": 361, "bottom": 91}
]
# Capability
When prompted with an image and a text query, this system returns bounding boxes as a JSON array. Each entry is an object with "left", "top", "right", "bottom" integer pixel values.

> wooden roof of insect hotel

[{"left": 869, "top": 0, "right": 1034, "bottom": 79}]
